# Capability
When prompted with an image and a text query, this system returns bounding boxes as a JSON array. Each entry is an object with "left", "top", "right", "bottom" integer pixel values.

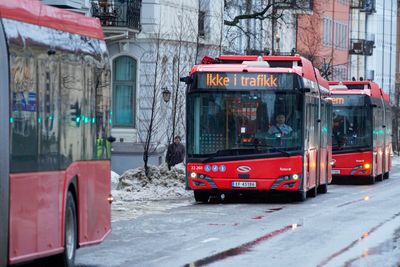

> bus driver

[{"left": 268, "top": 113, "right": 293, "bottom": 136}]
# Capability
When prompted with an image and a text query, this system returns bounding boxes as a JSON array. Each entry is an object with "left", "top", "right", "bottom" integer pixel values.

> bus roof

[
  {"left": 328, "top": 80, "right": 389, "bottom": 103},
  {"left": 191, "top": 55, "right": 322, "bottom": 84},
  {"left": 0, "top": 0, "right": 104, "bottom": 40}
]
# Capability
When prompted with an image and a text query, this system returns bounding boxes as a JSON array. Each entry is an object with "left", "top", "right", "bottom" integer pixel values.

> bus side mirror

[
  {"left": 300, "top": 88, "right": 311, "bottom": 93},
  {"left": 180, "top": 76, "right": 193, "bottom": 84},
  {"left": 107, "top": 136, "right": 116, "bottom": 143}
]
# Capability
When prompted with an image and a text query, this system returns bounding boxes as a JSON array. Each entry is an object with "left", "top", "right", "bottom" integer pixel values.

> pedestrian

[{"left": 166, "top": 135, "right": 185, "bottom": 170}]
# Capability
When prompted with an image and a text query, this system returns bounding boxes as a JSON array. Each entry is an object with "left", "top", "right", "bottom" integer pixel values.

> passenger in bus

[{"left": 268, "top": 114, "right": 293, "bottom": 136}]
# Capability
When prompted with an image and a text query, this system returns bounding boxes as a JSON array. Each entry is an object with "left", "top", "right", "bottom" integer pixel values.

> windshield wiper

[
  {"left": 201, "top": 149, "right": 250, "bottom": 163},
  {"left": 201, "top": 146, "right": 291, "bottom": 163},
  {"left": 254, "top": 144, "right": 291, "bottom": 157}
]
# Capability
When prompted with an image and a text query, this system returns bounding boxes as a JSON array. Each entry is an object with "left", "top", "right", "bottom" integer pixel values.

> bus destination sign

[
  {"left": 197, "top": 72, "right": 293, "bottom": 90},
  {"left": 206, "top": 73, "right": 277, "bottom": 88}
]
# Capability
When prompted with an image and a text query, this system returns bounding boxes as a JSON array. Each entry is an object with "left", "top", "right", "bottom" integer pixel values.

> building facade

[
  {"left": 349, "top": 0, "right": 397, "bottom": 99},
  {"left": 297, "top": 0, "right": 350, "bottom": 80}
]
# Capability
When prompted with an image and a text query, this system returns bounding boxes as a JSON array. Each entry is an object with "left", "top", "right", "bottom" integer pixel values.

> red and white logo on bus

[{"left": 237, "top": 166, "right": 251, "bottom": 173}]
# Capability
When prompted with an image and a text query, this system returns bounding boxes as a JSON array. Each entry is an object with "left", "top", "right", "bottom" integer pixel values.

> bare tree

[
  {"left": 223, "top": 0, "right": 312, "bottom": 55},
  {"left": 140, "top": 24, "right": 165, "bottom": 177}
]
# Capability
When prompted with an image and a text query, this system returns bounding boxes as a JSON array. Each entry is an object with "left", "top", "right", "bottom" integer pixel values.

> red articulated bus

[
  {"left": 329, "top": 81, "right": 392, "bottom": 184},
  {"left": 0, "top": 1, "right": 112, "bottom": 266},
  {"left": 182, "top": 55, "right": 332, "bottom": 202}
]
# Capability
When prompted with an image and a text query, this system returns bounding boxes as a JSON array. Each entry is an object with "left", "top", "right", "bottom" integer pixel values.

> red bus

[
  {"left": 329, "top": 81, "right": 392, "bottom": 183},
  {"left": 182, "top": 55, "right": 332, "bottom": 202},
  {"left": 0, "top": 1, "right": 112, "bottom": 266}
]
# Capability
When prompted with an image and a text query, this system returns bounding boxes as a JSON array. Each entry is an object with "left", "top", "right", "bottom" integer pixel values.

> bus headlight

[
  {"left": 363, "top": 163, "right": 371, "bottom": 169},
  {"left": 292, "top": 174, "right": 299, "bottom": 180},
  {"left": 190, "top": 172, "right": 197, "bottom": 178}
]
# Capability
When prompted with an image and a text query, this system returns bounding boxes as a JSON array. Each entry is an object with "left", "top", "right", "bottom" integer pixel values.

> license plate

[
  {"left": 332, "top": 169, "right": 341, "bottom": 175},
  {"left": 231, "top": 181, "right": 257, "bottom": 188}
]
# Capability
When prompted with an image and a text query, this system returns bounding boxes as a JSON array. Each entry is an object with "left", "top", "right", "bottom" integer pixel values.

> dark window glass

[
  {"left": 10, "top": 54, "right": 39, "bottom": 172},
  {"left": 332, "top": 95, "right": 372, "bottom": 151},
  {"left": 113, "top": 56, "right": 136, "bottom": 127},
  {"left": 7, "top": 19, "right": 111, "bottom": 173},
  {"left": 187, "top": 91, "right": 303, "bottom": 158}
]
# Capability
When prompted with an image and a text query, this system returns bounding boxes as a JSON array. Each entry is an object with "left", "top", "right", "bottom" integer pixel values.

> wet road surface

[{"left": 24, "top": 161, "right": 400, "bottom": 267}]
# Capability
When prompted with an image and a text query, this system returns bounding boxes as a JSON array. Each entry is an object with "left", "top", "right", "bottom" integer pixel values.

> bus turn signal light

[{"left": 363, "top": 163, "right": 371, "bottom": 169}]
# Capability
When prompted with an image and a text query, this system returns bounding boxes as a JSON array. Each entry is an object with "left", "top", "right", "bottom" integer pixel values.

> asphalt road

[{"left": 73, "top": 161, "right": 400, "bottom": 267}]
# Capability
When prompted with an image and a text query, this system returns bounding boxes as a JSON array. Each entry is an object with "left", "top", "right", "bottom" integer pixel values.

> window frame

[{"left": 112, "top": 55, "right": 137, "bottom": 128}]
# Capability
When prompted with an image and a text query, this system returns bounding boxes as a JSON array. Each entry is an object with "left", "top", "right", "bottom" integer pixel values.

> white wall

[{"left": 368, "top": 0, "right": 397, "bottom": 100}]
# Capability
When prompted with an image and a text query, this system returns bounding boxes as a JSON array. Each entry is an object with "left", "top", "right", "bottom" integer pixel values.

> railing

[
  {"left": 90, "top": 0, "right": 141, "bottom": 31},
  {"left": 349, "top": 39, "right": 374, "bottom": 56}
]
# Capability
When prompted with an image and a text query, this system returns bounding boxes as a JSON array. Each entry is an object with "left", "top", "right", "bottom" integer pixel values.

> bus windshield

[
  {"left": 187, "top": 91, "right": 303, "bottom": 159},
  {"left": 332, "top": 95, "right": 372, "bottom": 151}
]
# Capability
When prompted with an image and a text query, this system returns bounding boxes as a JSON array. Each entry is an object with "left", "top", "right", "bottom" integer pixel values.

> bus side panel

[
  {"left": 0, "top": 19, "right": 10, "bottom": 267},
  {"left": 77, "top": 161, "right": 111, "bottom": 246},
  {"left": 8, "top": 172, "right": 64, "bottom": 264}
]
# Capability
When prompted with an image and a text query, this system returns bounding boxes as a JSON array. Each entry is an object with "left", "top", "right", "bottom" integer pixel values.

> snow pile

[
  {"left": 111, "top": 163, "right": 193, "bottom": 221},
  {"left": 111, "top": 171, "right": 120, "bottom": 190},
  {"left": 114, "top": 163, "right": 192, "bottom": 202}
]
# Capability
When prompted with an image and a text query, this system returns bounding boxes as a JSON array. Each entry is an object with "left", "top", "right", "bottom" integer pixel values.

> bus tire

[
  {"left": 368, "top": 175, "right": 376, "bottom": 185},
  {"left": 295, "top": 191, "right": 307, "bottom": 202},
  {"left": 317, "top": 183, "right": 328, "bottom": 194},
  {"left": 307, "top": 186, "right": 317, "bottom": 198},
  {"left": 54, "top": 191, "right": 77, "bottom": 267},
  {"left": 376, "top": 173, "right": 384, "bottom": 182},
  {"left": 194, "top": 191, "right": 210, "bottom": 203},
  {"left": 384, "top": 172, "right": 389, "bottom": 179}
]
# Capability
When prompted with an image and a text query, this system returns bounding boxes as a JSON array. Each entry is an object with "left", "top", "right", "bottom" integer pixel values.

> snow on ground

[
  {"left": 111, "top": 163, "right": 193, "bottom": 222},
  {"left": 392, "top": 155, "right": 400, "bottom": 166},
  {"left": 110, "top": 156, "right": 400, "bottom": 222}
]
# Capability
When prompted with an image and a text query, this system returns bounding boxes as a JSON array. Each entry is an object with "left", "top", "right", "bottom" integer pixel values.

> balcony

[
  {"left": 90, "top": 0, "right": 141, "bottom": 40},
  {"left": 349, "top": 39, "right": 374, "bottom": 56},
  {"left": 350, "top": 0, "right": 376, "bottom": 14}
]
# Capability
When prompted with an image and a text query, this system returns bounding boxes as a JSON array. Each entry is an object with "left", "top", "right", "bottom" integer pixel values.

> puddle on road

[
  {"left": 343, "top": 226, "right": 400, "bottom": 266},
  {"left": 183, "top": 223, "right": 301, "bottom": 267},
  {"left": 264, "top": 207, "right": 284, "bottom": 213},
  {"left": 317, "top": 211, "right": 400, "bottom": 267}
]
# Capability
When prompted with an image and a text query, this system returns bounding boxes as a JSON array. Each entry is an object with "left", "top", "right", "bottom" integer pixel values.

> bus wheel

[
  {"left": 307, "top": 186, "right": 317, "bottom": 198},
  {"left": 194, "top": 191, "right": 210, "bottom": 203},
  {"left": 376, "top": 174, "right": 384, "bottom": 182},
  {"left": 317, "top": 183, "right": 328, "bottom": 194},
  {"left": 384, "top": 172, "right": 390, "bottom": 179},
  {"left": 54, "top": 192, "right": 77, "bottom": 267},
  {"left": 368, "top": 176, "right": 376, "bottom": 185},
  {"left": 295, "top": 191, "right": 307, "bottom": 202}
]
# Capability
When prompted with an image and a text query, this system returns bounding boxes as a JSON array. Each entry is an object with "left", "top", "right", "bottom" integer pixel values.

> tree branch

[{"left": 224, "top": 3, "right": 273, "bottom": 26}]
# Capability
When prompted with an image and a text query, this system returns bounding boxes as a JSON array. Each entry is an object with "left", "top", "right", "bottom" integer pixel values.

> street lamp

[{"left": 162, "top": 87, "right": 171, "bottom": 103}]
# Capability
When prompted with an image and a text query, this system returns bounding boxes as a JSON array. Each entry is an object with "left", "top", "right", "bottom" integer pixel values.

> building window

[
  {"left": 198, "top": 11, "right": 205, "bottom": 37},
  {"left": 113, "top": 56, "right": 137, "bottom": 127}
]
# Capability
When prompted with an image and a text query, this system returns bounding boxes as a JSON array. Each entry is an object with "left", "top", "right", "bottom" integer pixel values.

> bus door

[
  {"left": 305, "top": 96, "right": 318, "bottom": 190},
  {"left": 372, "top": 99, "right": 383, "bottom": 178},
  {"left": 319, "top": 101, "right": 328, "bottom": 184},
  {"left": 0, "top": 20, "right": 10, "bottom": 267}
]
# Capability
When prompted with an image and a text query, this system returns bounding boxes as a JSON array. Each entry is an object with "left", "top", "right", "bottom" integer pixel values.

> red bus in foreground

[
  {"left": 0, "top": 1, "right": 112, "bottom": 266},
  {"left": 329, "top": 81, "right": 392, "bottom": 183},
  {"left": 183, "top": 55, "right": 332, "bottom": 202}
]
